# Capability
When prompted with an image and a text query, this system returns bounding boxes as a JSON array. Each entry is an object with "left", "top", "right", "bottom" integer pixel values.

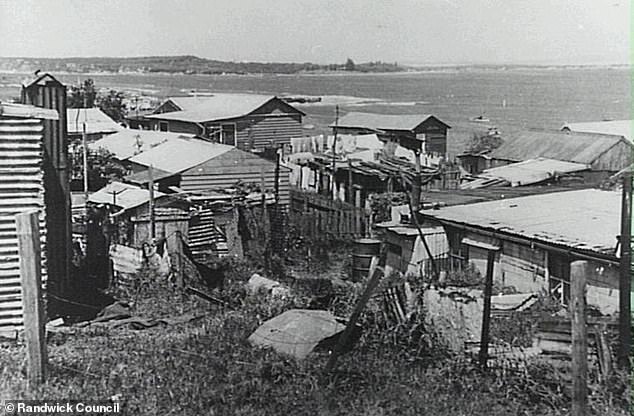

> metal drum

[{"left": 351, "top": 238, "right": 381, "bottom": 281}]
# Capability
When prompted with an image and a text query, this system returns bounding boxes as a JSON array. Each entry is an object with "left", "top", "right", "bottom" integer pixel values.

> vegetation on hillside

[{"left": 0, "top": 56, "right": 405, "bottom": 75}]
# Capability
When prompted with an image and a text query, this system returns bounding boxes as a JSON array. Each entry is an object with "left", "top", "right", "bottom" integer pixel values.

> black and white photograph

[{"left": 0, "top": 1, "right": 631, "bottom": 414}]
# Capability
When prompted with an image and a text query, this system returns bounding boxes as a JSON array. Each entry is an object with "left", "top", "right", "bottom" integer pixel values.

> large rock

[{"left": 248, "top": 309, "right": 348, "bottom": 359}]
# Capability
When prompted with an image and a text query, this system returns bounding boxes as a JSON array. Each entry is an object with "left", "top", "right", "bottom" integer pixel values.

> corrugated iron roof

[
  {"left": 462, "top": 158, "right": 589, "bottom": 189},
  {"left": 128, "top": 137, "right": 234, "bottom": 174},
  {"left": 88, "top": 181, "right": 166, "bottom": 211},
  {"left": 332, "top": 112, "right": 449, "bottom": 132},
  {"left": 124, "top": 167, "right": 176, "bottom": 185},
  {"left": 487, "top": 129, "right": 629, "bottom": 164},
  {"left": 146, "top": 94, "right": 303, "bottom": 123},
  {"left": 421, "top": 189, "right": 621, "bottom": 255},
  {"left": 67, "top": 108, "right": 123, "bottom": 135},
  {"left": 562, "top": 120, "right": 632, "bottom": 143},
  {"left": 90, "top": 129, "right": 195, "bottom": 160},
  {"left": 0, "top": 102, "right": 58, "bottom": 120}
]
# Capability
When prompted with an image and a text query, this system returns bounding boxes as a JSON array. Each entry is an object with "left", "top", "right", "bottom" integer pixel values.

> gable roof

[
  {"left": 67, "top": 108, "right": 123, "bottom": 135},
  {"left": 88, "top": 181, "right": 166, "bottom": 211},
  {"left": 562, "top": 120, "right": 632, "bottom": 143},
  {"left": 22, "top": 72, "right": 65, "bottom": 88},
  {"left": 486, "top": 129, "right": 630, "bottom": 165},
  {"left": 332, "top": 112, "right": 450, "bottom": 132},
  {"left": 90, "top": 129, "right": 195, "bottom": 160},
  {"left": 128, "top": 137, "right": 234, "bottom": 173},
  {"left": 146, "top": 94, "right": 304, "bottom": 123},
  {"left": 421, "top": 189, "right": 621, "bottom": 256}
]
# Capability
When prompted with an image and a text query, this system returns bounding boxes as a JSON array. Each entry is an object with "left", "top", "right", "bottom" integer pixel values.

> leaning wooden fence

[{"left": 289, "top": 189, "right": 371, "bottom": 239}]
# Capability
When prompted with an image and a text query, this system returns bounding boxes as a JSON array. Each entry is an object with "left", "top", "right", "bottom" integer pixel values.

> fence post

[
  {"left": 618, "top": 173, "right": 631, "bottom": 371},
  {"left": 571, "top": 260, "right": 588, "bottom": 416},
  {"left": 175, "top": 230, "right": 184, "bottom": 288},
  {"left": 324, "top": 257, "right": 383, "bottom": 375},
  {"left": 478, "top": 249, "right": 496, "bottom": 369},
  {"left": 16, "top": 210, "right": 47, "bottom": 388}
]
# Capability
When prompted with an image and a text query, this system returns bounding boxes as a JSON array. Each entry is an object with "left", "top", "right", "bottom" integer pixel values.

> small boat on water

[{"left": 470, "top": 115, "right": 491, "bottom": 123}]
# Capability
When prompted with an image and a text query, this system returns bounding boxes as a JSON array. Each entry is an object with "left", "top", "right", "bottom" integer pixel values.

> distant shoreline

[{"left": 0, "top": 63, "right": 629, "bottom": 79}]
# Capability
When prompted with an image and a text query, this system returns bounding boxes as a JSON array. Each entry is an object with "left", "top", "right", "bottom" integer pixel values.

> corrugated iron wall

[
  {"left": 22, "top": 75, "right": 71, "bottom": 296},
  {"left": 0, "top": 117, "right": 46, "bottom": 335}
]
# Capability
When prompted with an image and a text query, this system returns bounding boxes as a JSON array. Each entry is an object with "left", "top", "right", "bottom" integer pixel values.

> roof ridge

[{"left": 521, "top": 127, "right": 626, "bottom": 139}]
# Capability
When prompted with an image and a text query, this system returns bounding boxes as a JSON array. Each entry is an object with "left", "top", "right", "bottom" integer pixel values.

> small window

[
  {"left": 221, "top": 124, "right": 236, "bottom": 146},
  {"left": 158, "top": 121, "right": 168, "bottom": 132}
]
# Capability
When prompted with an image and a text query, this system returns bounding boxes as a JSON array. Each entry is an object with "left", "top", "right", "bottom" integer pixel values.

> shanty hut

[
  {"left": 458, "top": 129, "right": 632, "bottom": 179},
  {"left": 122, "top": 136, "right": 291, "bottom": 205},
  {"left": 331, "top": 112, "right": 450, "bottom": 158},
  {"left": 420, "top": 189, "right": 625, "bottom": 315},
  {"left": 143, "top": 94, "right": 305, "bottom": 151},
  {"left": 87, "top": 181, "right": 189, "bottom": 247},
  {"left": 0, "top": 102, "right": 58, "bottom": 336}
]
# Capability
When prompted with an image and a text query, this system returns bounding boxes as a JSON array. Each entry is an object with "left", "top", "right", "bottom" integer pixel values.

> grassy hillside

[{"left": 0, "top": 56, "right": 405, "bottom": 75}]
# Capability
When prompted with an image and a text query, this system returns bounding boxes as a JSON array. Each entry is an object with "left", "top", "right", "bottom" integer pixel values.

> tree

[
  {"left": 67, "top": 79, "right": 127, "bottom": 122},
  {"left": 68, "top": 79, "right": 97, "bottom": 108},
  {"left": 345, "top": 58, "right": 356, "bottom": 71},
  {"left": 97, "top": 90, "right": 126, "bottom": 123},
  {"left": 70, "top": 147, "right": 127, "bottom": 191}
]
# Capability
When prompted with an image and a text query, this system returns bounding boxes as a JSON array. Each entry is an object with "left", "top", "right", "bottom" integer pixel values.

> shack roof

[
  {"left": 67, "top": 108, "right": 123, "bottom": 135},
  {"left": 562, "top": 120, "right": 632, "bottom": 143},
  {"left": 332, "top": 112, "right": 450, "bottom": 132},
  {"left": 88, "top": 181, "right": 166, "bottom": 212},
  {"left": 0, "top": 102, "right": 58, "bottom": 120},
  {"left": 90, "top": 129, "right": 195, "bottom": 160},
  {"left": 421, "top": 189, "right": 620, "bottom": 256},
  {"left": 128, "top": 137, "right": 234, "bottom": 174},
  {"left": 471, "top": 129, "right": 629, "bottom": 165},
  {"left": 462, "top": 158, "right": 589, "bottom": 189},
  {"left": 146, "top": 94, "right": 304, "bottom": 123}
]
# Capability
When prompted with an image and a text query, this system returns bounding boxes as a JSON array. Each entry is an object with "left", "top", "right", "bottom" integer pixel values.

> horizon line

[{"left": 0, "top": 55, "right": 629, "bottom": 68}]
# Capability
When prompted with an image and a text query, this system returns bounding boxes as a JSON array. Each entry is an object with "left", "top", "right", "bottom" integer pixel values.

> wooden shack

[
  {"left": 458, "top": 129, "right": 633, "bottom": 177},
  {"left": 123, "top": 137, "right": 292, "bottom": 205},
  {"left": 331, "top": 112, "right": 450, "bottom": 158},
  {"left": 143, "top": 94, "right": 305, "bottom": 151}
]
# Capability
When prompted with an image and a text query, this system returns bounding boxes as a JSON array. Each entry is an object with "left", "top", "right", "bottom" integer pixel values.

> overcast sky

[{"left": 0, "top": 0, "right": 629, "bottom": 65}]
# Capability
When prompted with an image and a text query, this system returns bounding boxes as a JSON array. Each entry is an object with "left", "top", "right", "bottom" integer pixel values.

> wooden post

[
  {"left": 274, "top": 148, "right": 281, "bottom": 206},
  {"left": 347, "top": 159, "right": 353, "bottom": 204},
  {"left": 16, "top": 210, "right": 47, "bottom": 387},
  {"left": 82, "top": 122, "right": 89, "bottom": 200},
  {"left": 324, "top": 257, "right": 383, "bottom": 374},
  {"left": 331, "top": 105, "right": 339, "bottom": 199},
  {"left": 148, "top": 164, "right": 155, "bottom": 239},
  {"left": 404, "top": 183, "right": 439, "bottom": 281},
  {"left": 412, "top": 149, "right": 421, "bottom": 211},
  {"left": 175, "top": 230, "right": 184, "bottom": 288},
  {"left": 478, "top": 249, "right": 496, "bottom": 369},
  {"left": 618, "top": 173, "right": 632, "bottom": 371},
  {"left": 571, "top": 260, "right": 588, "bottom": 416}
]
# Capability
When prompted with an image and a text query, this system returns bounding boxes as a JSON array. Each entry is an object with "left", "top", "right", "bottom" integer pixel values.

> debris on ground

[
  {"left": 248, "top": 309, "right": 353, "bottom": 359},
  {"left": 247, "top": 273, "right": 290, "bottom": 298},
  {"left": 490, "top": 293, "right": 538, "bottom": 312}
]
